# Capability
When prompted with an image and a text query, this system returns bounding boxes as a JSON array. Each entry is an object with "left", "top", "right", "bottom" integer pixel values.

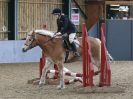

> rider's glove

[{"left": 54, "top": 32, "right": 61, "bottom": 36}]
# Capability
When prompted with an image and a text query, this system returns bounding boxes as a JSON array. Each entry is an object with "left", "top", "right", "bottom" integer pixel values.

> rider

[{"left": 52, "top": 8, "right": 80, "bottom": 57}]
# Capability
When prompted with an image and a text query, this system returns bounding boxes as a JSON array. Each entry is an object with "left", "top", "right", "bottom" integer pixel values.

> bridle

[
  {"left": 24, "top": 34, "right": 36, "bottom": 49},
  {"left": 40, "top": 35, "right": 58, "bottom": 46}
]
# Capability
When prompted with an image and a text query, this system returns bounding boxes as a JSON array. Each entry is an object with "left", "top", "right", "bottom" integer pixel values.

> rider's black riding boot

[{"left": 71, "top": 42, "right": 80, "bottom": 57}]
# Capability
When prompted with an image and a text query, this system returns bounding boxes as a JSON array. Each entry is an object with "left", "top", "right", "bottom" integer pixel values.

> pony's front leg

[
  {"left": 57, "top": 62, "right": 65, "bottom": 89},
  {"left": 39, "top": 58, "right": 53, "bottom": 86}
]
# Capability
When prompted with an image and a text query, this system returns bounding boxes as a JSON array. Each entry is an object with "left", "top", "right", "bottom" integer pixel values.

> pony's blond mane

[{"left": 35, "top": 29, "right": 54, "bottom": 37}]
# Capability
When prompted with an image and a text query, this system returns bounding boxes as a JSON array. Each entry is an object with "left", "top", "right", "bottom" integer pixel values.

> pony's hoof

[
  {"left": 39, "top": 82, "right": 46, "bottom": 87},
  {"left": 57, "top": 85, "right": 65, "bottom": 90},
  {"left": 39, "top": 83, "right": 44, "bottom": 87}
]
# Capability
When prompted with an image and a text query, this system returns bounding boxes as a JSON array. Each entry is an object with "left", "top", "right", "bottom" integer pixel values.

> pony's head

[
  {"left": 22, "top": 30, "right": 37, "bottom": 52},
  {"left": 22, "top": 29, "right": 55, "bottom": 52}
]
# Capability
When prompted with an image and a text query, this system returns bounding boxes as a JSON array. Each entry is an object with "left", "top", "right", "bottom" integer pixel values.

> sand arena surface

[{"left": 0, "top": 61, "right": 133, "bottom": 99}]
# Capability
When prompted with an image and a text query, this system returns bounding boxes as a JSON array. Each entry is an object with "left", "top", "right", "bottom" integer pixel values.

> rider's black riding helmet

[{"left": 52, "top": 8, "right": 61, "bottom": 15}]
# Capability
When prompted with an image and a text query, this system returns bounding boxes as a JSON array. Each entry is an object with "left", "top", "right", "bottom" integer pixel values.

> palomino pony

[{"left": 22, "top": 29, "right": 102, "bottom": 89}]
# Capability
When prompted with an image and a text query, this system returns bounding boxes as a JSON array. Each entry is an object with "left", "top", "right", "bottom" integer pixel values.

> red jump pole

[
  {"left": 39, "top": 52, "right": 45, "bottom": 78},
  {"left": 99, "top": 23, "right": 111, "bottom": 86},
  {"left": 39, "top": 53, "right": 59, "bottom": 79},
  {"left": 82, "top": 23, "right": 94, "bottom": 87},
  {"left": 54, "top": 64, "right": 58, "bottom": 79}
]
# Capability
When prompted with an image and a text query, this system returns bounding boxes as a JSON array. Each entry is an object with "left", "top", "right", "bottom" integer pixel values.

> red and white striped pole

[{"left": 46, "top": 67, "right": 83, "bottom": 84}]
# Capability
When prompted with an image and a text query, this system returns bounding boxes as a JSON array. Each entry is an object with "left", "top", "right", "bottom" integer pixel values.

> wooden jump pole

[
  {"left": 99, "top": 23, "right": 111, "bottom": 86},
  {"left": 82, "top": 23, "right": 94, "bottom": 87}
]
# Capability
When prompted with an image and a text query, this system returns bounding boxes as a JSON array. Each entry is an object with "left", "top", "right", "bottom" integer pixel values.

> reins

[
  {"left": 36, "top": 33, "right": 82, "bottom": 49},
  {"left": 39, "top": 34, "right": 59, "bottom": 46}
]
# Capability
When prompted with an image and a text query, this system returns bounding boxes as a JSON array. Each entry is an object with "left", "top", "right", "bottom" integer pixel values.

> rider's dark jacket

[{"left": 57, "top": 14, "right": 76, "bottom": 35}]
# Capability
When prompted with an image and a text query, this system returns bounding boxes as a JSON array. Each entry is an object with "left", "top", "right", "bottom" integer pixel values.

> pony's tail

[{"left": 106, "top": 50, "right": 113, "bottom": 62}]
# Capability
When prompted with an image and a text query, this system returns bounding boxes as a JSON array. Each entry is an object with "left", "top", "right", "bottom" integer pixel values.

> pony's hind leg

[{"left": 39, "top": 58, "right": 53, "bottom": 86}]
